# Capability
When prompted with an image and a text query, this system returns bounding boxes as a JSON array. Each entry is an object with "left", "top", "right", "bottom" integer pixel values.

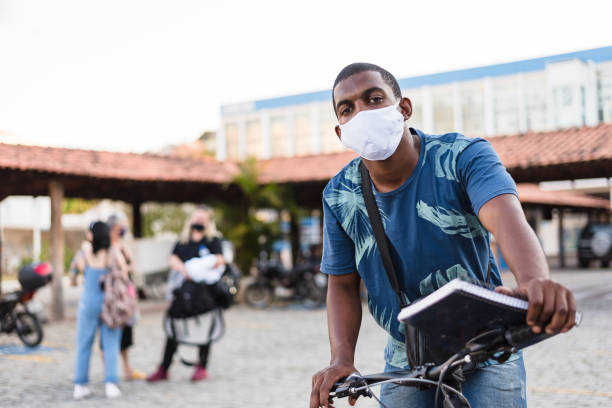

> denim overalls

[{"left": 74, "top": 264, "right": 121, "bottom": 385}]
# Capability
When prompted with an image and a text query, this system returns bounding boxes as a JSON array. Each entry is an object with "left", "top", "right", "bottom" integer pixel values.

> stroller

[
  {"left": 163, "top": 256, "right": 240, "bottom": 366},
  {"left": 0, "top": 263, "right": 52, "bottom": 347}
]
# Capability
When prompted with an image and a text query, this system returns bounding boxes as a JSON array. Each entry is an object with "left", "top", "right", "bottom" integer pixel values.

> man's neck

[{"left": 363, "top": 128, "right": 420, "bottom": 193}]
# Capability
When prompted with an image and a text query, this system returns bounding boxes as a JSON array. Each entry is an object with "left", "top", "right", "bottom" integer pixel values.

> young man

[{"left": 310, "top": 63, "right": 576, "bottom": 408}]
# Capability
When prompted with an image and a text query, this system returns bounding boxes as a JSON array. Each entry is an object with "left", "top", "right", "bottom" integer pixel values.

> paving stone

[{"left": 0, "top": 270, "right": 610, "bottom": 407}]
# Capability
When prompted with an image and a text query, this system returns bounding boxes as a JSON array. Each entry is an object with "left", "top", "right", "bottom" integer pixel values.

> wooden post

[
  {"left": 132, "top": 201, "right": 143, "bottom": 238},
  {"left": 0, "top": 194, "right": 7, "bottom": 295},
  {"left": 558, "top": 208, "right": 565, "bottom": 269},
  {"left": 0, "top": 215, "right": 3, "bottom": 296},
  {"left": 290, "top": 212, "right": 300, "bottom": 267},
  {"left": 50, "top": 180, "right": 65, "bottom": 321}
]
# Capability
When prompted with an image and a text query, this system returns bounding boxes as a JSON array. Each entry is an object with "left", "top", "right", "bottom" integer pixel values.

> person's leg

[
  {"left": 379, "top": 357, "right": 526, "bottom": 408},
  {"left": 461, "top": 357, "right": 527, "bottom": 408},
  {"left": 74, "top": 308, "right": 98, "bottom": 385},
  {"left": 379, "top": 362, "right": 435, "bottom": 407},
  {"left": 120, "top": 326, "right": 132, "bottom": 376},
  {"left": 147, "top": 336, "right": 176, "bottom": 382},
  {"left": 100, "top": 321, "right": 122, "bottom": 384},
  {"left": 198, "top": 343, "right": 211, "bottom": 368},
  {"left": 191, "top": 343, "right": 210, "bottom": 381},
  {"left": 161, "top": 337, "right": 179, "bottom": 371}
]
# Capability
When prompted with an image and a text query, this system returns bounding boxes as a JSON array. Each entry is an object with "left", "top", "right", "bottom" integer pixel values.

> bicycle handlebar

[{"left": 329, "top": 323, "right": 568, "bottom": 402}]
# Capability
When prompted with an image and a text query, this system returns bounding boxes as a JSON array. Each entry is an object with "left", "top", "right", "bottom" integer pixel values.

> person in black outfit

[{"left": 146, "top": 206, "right": 224, "bottom": 382}]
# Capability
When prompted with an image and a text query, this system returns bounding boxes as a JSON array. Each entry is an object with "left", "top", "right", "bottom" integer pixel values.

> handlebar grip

[
  {"left": 505, "top": 325, "right": 535, "bottom": 346},
  {"left": 505, "top": 325, "right": 557, "bottom": 349}
]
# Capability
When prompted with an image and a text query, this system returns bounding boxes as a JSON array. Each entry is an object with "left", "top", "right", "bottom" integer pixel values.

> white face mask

[{"left": 339, "top": 102, "right": 405, "bottom": 161}]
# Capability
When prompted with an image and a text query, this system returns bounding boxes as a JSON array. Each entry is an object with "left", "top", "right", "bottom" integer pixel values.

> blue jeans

[
  {"left": 380, "top": 357, "right": 527, "bottom": 407},
  {"left": 74, "top": 266, "right": 121, "bottom": 385}
]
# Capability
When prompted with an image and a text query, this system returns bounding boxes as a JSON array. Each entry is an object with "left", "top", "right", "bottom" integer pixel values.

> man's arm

[
  {"left": 310, "top": 271, "right": 362, "bottom": 408},
  {"left": 478, "top": 194, "right": 576, "bottom": 334}
]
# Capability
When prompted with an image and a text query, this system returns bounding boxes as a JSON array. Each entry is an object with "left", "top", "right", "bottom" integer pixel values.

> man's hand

[
  {"left": 310, "top": 361, "right": 359, "bottom": 408},
  {"left": 496, "top": 278, "right": 576, "bottom": 334}
]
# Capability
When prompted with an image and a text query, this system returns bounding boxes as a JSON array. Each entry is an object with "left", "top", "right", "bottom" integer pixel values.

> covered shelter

[
  {"left": 0, "top": 123, "right": 611, "bottom": 319},
  {"left": 0, "top": 144, "right": 240, "bottom": 319}
]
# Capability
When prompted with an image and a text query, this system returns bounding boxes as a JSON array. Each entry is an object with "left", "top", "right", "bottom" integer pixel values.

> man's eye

[
  {"left": 341, "top": 107, "right": 352, "bottom": 115},
  {"left": 369, "top": 96, "right": 383, "bottom": 104}
]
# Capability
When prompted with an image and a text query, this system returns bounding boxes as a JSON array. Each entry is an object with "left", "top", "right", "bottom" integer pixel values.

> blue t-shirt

[{"left": 321, "top": 128, "right": 518, "bottom": 368}]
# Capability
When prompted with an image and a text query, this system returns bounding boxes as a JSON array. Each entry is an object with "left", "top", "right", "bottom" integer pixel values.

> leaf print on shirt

[
  {"left": 422, "top": 138, "right": 471, "bottom": 181},
  {"left": 368, "top": 299, "right": 394, "bottom": 333},
  {"left": 416, "top": 200, "right": 487, "bottom": 239},
  {"left": 324, "top": 182, "right": 390, "bottom": 266},
  {"left": 343, "top": 159, "right": 362, "bottom": 186},
  {"left": 418, "top": 264, "right": 470, "bottom": 296}
]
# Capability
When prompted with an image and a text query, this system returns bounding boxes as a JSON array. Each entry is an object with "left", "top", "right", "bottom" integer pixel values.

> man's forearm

[
  {"left": 492, "top": 204, "right": 549, "bottom": 285},
  {"left": 480, "top": 194, "right": 577, "bottom": 334},
  {"left": 327, "top": 273, "right": 362, "bottom": 365}
]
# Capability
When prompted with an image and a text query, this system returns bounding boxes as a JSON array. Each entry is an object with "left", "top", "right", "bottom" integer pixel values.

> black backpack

[{"left": 169, "top": 280, "right": 217, "bottom": 318}]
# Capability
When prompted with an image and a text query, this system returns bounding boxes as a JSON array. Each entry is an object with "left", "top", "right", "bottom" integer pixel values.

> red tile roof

[
  {"left": 257, "top": 123, "right": 612, "bottom": 183},
  {"left": 0, "top": 143, "right": 237, "bottom": 183},
  {"left": 0, "top": 123, "right": 610, "bottom": 209},
  {"left": 257, "top": 151, "right": 357, "bottom": 184},
  {"left": 516, "top": 184, "right": 609, "bottom": 209},
  {"left": 489, "top": 122, "right": 612, "bottom": 169}
]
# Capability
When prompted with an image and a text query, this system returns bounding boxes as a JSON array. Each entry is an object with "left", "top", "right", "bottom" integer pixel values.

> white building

[
  {"left": 0, "top": 197, "right": 125, "bottom": 272},
  {"left": 217, "top": 46, "right": 612, "bottom": 161}
]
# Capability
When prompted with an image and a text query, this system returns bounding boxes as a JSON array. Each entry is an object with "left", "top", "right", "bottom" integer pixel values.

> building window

[
  {"left": 493, "top": 76, "right": 520, "bottom": 136},
  {"left": 461, "top": 82, "right": 484, "bottom": 136},
  {"left": 294, "top": 112, "right": 313, "bottom": 156},
  {"left": 597, "top": 64, "right": 612, "bottom": 123},
  {"left": 432, "top": 85, "right": 454, "bottom": 134},
  {"left": 270, "top": 116, "right": 290, "bottom": 158},
  {"left": 245, "top": 119, "right": 261, "bottom": 158},
  {"left": 523, "top": 72, "right": 547, "bottom": 131},
  {"left": 224, "top": 123, "right": 239, "bottom": 160}
]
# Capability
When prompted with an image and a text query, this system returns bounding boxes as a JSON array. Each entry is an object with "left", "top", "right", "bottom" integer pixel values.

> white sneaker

[
  {"left": 105, "top": 382, "right": 121, "bottom": 399},
  {"left": 73, "top": 384, "right": 92, "bottom": 400}
]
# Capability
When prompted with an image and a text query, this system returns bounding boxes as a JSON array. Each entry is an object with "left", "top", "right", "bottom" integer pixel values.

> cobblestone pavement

[{"left": 1, "top": 269, "right": 611, "bottom": 408}]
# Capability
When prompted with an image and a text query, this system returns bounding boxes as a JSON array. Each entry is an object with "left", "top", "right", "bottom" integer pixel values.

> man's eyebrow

[
  {"left": 335, "top": 98, "right": 351, "bottom": 112},
  {"left": 361, "top": 86, "right": 386, "bottom": 98},
  {"left": 335, "top": 87, "right": 387, "bottom": 112}
]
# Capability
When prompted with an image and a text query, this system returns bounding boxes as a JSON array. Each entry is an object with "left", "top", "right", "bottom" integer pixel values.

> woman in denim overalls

[{"left": 73, "top": 221, "right": 128, "bottom": 400}]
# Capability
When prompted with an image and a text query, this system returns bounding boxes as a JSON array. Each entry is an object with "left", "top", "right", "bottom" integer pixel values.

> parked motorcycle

[
  {"left": 0, "top": 262, "right": 52, "bottom": 347},
  {"left": 244, "top": 254, "right": 327, "bottom": 308}
]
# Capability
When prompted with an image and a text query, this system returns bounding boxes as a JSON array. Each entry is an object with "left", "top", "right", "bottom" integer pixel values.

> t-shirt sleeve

[
  {"left": 207, "top": 237, "right": 223, "bottom": 255},
  {"left": 320, "top": 196, "right": 357, "bottom": 275},
  {"left": 172, "top": 242, "right": 181, "bottom": 256},
  {"left": 457, "top": 139, "right": 518, "bottom": 216}
]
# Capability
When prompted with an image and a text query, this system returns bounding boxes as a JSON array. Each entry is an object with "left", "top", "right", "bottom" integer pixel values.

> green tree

[
  {"left": 214, "top": 158, "right": 286, "bottom": 274},
  {"left": 141, "top": 203, "right": 190, "bottom": 238}
]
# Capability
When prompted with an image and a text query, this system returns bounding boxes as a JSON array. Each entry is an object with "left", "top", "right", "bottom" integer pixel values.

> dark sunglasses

[{"left": 190, "top": 223, "right": 205, "bottom": 232}]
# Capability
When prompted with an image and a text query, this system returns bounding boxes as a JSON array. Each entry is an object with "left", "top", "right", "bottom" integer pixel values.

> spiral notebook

[{"left": 397, "top": 279, "right": 577, "bottom": 357}]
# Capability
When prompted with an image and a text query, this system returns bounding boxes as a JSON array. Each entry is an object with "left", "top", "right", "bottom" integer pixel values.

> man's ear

[
  {"left": 335, "top": 124, "right": 341, "bottom": 140},
  {"left": 398, "top": 97, "right": 413, "bottom": 121}
]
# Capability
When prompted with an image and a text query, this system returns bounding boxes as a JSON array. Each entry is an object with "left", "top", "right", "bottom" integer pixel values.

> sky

[{"left": 1, "top": 0, "right": 611, "bottom": 153}]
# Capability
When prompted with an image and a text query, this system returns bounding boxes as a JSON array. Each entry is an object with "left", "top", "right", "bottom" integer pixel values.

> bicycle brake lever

[{"left": 330, "top": 373, "right": 372, "bottom": 400}]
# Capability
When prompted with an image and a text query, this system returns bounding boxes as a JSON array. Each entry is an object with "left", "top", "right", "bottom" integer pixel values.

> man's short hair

[{"left": 332, "top": 62, "right": 403, "bottom": 112}]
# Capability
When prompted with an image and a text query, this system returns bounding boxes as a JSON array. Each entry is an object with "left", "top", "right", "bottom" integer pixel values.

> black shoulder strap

[{"left": 359, "top": 161, "right": 408, "bottom": 308}]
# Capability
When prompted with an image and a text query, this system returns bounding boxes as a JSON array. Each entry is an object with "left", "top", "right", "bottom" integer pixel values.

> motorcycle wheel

[
  {"left": 244, "top": 282, "right": 273, "bottom": 308},
  {"left": 15, "top": 311, "right": 43, "bottom": 348},
  {"left": 301, "top": 277, "right": 327, "bottom": 308}
]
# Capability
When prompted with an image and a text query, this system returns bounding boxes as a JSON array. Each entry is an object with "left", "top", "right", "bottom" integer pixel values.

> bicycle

[{"left": 330, "top": 316, "right": 582, "bottom": 408}]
